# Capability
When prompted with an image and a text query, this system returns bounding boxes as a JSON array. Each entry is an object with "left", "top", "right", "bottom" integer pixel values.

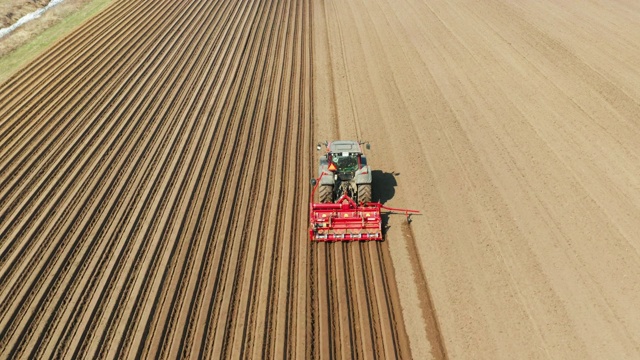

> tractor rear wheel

[
  {"left": 357, "top": 184, "right": 372, "bottom": 204},
  {"left": 319, "top": 185, "right": 333, "bottom": 203}
]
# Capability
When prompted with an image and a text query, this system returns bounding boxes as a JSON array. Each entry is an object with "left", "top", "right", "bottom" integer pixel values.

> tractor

[{"left": 308, "top": 140, "right": 418, "bottom": 241}]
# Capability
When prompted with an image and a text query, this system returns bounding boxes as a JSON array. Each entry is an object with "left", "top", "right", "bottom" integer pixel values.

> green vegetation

[{"left": 0, "top": 0, "right": 112, "bottom": 83}]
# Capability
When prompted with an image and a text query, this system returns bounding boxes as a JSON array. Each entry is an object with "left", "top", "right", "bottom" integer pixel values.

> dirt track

[{"left": 2, "top": 0, "right": 640, "bottom": 359}]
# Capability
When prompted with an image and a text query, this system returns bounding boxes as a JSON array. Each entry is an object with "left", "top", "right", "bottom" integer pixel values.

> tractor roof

[{"left": 328, "top": 140, "right": 362, "bottom": 153}]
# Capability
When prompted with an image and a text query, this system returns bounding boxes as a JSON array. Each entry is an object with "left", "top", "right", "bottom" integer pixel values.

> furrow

[{"left": 0, "top": 0, "right": 200, "bottom": 354}]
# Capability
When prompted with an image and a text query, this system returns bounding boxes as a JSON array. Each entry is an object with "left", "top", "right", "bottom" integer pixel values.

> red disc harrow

[{"left": 308, "top": 175, "right": 419, "bottom": 241}]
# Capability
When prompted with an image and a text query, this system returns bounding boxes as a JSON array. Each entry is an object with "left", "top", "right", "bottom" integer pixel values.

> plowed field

[
  {"left": 0, "top": 0, "right": 410, "bottom": 358},
  {"left": 2, "top": 0, "right": 640, "bottom": 359}
]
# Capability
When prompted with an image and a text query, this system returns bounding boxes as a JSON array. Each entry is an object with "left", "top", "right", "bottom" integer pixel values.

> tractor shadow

[
  {"left": 372, "top": 170, "right": 397, "bottom": 204},
  {"left": 372, "top": 170, "right": 399, "bottom": 238}
]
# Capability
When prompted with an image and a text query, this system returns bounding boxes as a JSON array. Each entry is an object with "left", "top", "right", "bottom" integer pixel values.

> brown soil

[
  {"left": 314, "top": 0, "right": 640, "bottom": 358},
  {"left": 1, "top": 0, "right": 640, "bottom": 359}
]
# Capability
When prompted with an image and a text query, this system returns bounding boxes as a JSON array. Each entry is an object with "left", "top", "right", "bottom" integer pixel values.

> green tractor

[{"left": 316, "top": 140, "right": 372, "bottom": 204}]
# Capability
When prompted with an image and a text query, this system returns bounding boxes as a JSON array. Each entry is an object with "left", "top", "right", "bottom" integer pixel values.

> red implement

[{"left": 309, "top": 176, "right": 419, "bottom": 241}]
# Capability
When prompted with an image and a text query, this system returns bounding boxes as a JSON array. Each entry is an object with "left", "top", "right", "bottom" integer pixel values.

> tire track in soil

[{"left": 401, "top": 223, "right": 447, "bottom": 359}]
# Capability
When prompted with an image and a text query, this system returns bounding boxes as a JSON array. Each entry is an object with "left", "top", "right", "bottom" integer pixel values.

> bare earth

[
  {"left": 1, "top": 0, "right": 640, "bottom": 359},
  {"left": 315, "top": 0, "right": 640, "bottom": 358}
]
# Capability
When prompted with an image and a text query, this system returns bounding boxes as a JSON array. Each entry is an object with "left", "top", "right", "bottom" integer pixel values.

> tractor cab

[
  {"left": 330, "top": 153, "right": 358, "bottom": 170},
  {"left": 323, "top": 140, "right": 368, "bottom": 176},
  {"left": 327, "top": 152, "right": 360, "bottom": 179}
]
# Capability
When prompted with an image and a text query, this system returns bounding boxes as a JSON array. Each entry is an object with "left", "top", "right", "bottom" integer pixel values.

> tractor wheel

[
  {"left": 319, "top": 185, "right": 333, "bottom": 203},
  {"left": 358, "top": 184, "right": 372, "bottom": 204}
]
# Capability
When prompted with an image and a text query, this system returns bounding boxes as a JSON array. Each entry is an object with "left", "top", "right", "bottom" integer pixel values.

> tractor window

[{"left": 332, "top": 153, "right": 358, "bottom": 172}]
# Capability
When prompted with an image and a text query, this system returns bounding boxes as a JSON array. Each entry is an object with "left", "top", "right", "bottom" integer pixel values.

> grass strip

[{"left": 0, "top": 0, "right": 112, "bottom": 83}]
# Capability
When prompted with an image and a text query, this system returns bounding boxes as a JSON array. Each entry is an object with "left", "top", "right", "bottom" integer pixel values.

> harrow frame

[{"left": 309, "top": 174, "right": 419, "bottom": 241}]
